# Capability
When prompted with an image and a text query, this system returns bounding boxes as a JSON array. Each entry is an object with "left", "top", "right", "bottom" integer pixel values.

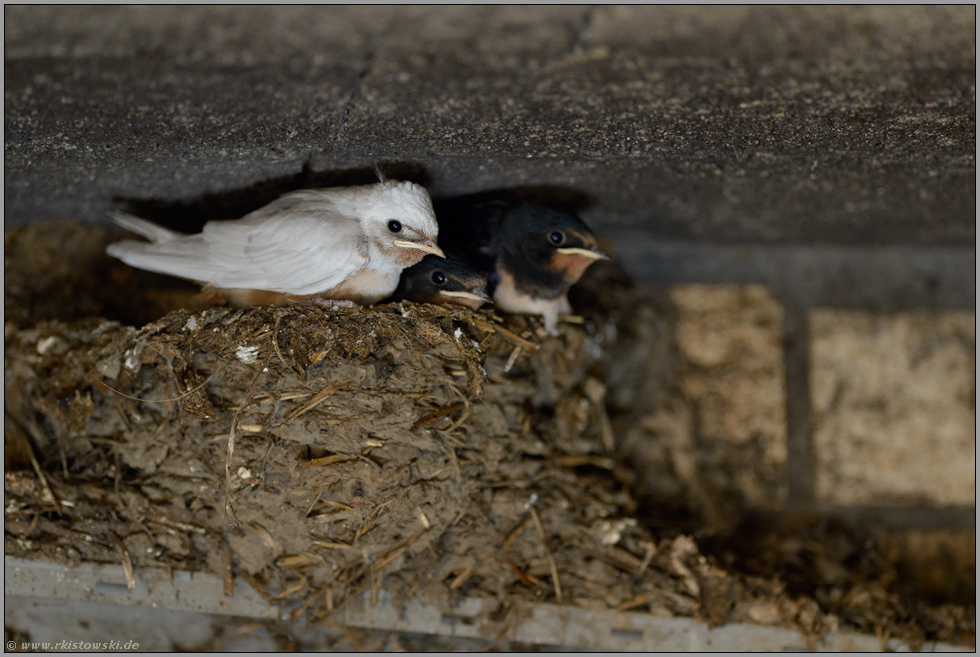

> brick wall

[{"left": 616, "top": 268, "right": 974, "bottom": 602}]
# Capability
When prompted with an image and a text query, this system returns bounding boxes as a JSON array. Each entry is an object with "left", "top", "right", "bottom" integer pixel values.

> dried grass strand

[
  {"left": 282, "top": 381, "right": 352, "bottom": 425},
  {"left": 412, "top": 402, "right": 466, "bottom": 429},
  {"left": 493, "top": 324, "right": 539, "bottom": 351},
  {"left": 501, "top": 514, "right": 532, "bottom": 550},
  {"left": 24, "top": 434, "right": 59, "bottom": 510},
  {"left": 111, "top": 535, "right": 136, "bottom": 590},
  {"left": 530, "top": 507, "right": 562, "bottom": 604},
  {"left": 88, "top": 369, "right": 219, "bottom": 404}
]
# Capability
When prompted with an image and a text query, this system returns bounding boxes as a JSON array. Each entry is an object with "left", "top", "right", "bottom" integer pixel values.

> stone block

[
  {"left": 809, "top": 310, "right": 975, "bottom": 506},
  {"left": 670, "top": 285, "right": 788, "bottom": 510}
]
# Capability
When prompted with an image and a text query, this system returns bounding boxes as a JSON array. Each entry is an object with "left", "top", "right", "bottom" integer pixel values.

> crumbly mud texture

[{"left": 4, "top": 222, "right": 974, "bottom": 648}]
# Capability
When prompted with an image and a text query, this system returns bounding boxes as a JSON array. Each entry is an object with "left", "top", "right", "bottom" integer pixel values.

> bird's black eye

[
  {"left": 431, "top": 271, "right": 447, "bottom": 286},
  {"left": 388, "top": 220, "right": 402, "bottom": 233},
  {"left": 549, "top": 230, "right": 566, "bottom": 245}
]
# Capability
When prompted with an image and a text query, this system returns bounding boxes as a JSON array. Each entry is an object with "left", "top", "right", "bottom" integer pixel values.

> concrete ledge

[{"left": 5, "top": 557, "right": 969, "bottom": 652}]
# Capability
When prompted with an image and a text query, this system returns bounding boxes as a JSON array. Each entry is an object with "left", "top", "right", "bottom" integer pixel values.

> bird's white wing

[
  {"left": 107, "top": 202, "right": 369, "bottom": 295},
  {"left": 202, "top": 207, "right": 368, "bottom": 294}
]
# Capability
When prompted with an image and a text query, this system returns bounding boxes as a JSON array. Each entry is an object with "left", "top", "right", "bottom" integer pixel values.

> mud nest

[{"left": 3, "top": 298, "right": 824, "bottom": 633}]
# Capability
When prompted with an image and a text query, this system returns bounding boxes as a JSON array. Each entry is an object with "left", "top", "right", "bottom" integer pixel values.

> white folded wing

[{"left": 106, "top": 196, "right": 369, "bottom": 295}]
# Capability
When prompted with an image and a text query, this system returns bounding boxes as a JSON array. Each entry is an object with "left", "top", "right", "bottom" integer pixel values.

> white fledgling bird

[{"left": 106, "top": 180, "right": 445, "bottom": 306}]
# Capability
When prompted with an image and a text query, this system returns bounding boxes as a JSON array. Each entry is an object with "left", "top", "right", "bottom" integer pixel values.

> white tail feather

[
  {"left": 109, "top": 211, "right": 181, "bottom": 243},
  {"left": 105, "top": 237, "right": 213, "bottom": 284}
]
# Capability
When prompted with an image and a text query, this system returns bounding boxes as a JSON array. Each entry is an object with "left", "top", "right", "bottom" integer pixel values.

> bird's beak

[
  {"left": 394, "top": 240, "right": 446, "bottom": 258},
  {"left": 556, "top": 247, "right": 610, "bottom": 261},
  {"left": 441, "top": 290, "right": 493, "bottom": 303}
]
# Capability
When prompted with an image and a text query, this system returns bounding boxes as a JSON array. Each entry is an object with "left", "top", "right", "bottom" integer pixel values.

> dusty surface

[
  {"left": 4, "top": 222, "right": 976, "bottom": 648},
  {"left": 699, "top": 517, "right": 976, "bottom": 648},
  {"left": 876, "top": 530, "right": 977, "bottom": 606},
  {"left": 809, "top": 309, "right": 976, "bottom": 506}
]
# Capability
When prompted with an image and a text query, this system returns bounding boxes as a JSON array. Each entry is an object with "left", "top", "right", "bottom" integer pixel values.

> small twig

[
  {"left": 146, "top": 511, "right": 208, "bottom": 535},
  {"left": 58, "top": 440, "right": 69, "bottom": 479},
  {"left": 639, "top": 541, "right": 657, "bottom": 574},
  {"left": 319, "top": 500, "right": 354, "bottom": 511},
  {"left": 506, "top": 558, "right": 543, "bottom": 588},
  {"left": 449, "top": 566, "right": 474, "bottom": 590},
  {"left": 412, "top": 402, "right": 466, "bottom": 429},
  {"left": 298, "top": 454, "right": 353, "bottom": 468},
  {"left": 291, "top": 588, "right": 324, "bottom": 623},
  {"left": 438, "top": 432, "right": 462, "bottom": 481},
  {"left": 373, "top": 528, "right": 427, "bottom": 572},
  {"left": 282, "top": 381, "right": 352, "bottom": 425},
  {"left": 353, "top": 519, "right": 375, "bottom": 544},
  {"left": 23, "top": 434, "right": 59, "bottom": 510},
  {"left": 270, "top": 582, "right": 307, "bottom": 600},
  {"left": 553, "top": 454, "right": 615, "bottom": 469},
  {"left": 247, "top": 522, "right": 282, "bottom": 553},
  {"left": 15, "top": 513, "right": 40, "bottom": 539},
  {"left": 583, "top": 546, "right": 642, "bottom": 574},
  {"left": 356, "top": 453, "right": 382, "bottom": 470},
  {"left": 529, "top": 507, "right": 562, "bottom": 604},
  {"left": 304, "top": 489, "right": 324, "bottom": 516},
  {"left": 111, "top": 535, "right": 136, "bottom": 591},
  {"left": 311, "top": 540, "right": 356, "bottom": 550},
  {"left": 503, "top": 345, "right": 523, "bottom": 373},
  {"left": 444, "top": 399, "right": 471, "bottom": 434},
  {"left": 277, "top": 554, "right": 319, "bottom": 569},
  {"left": 239, "top": 571, "right": 275, "bottom": 602},
  {"left": 113, "top": 399, "right": 133, "bottom": 432},
  {"left": 271, "top": 315, "right": 301, "bottom": 376},
  {"left": 617, "top": 594, "right": 651, "bottom": 612},
  {"left": 501, "top": 514, "right": 533, "bottom": 550},
  {"left": 493, "top": 324, "right": 539, "bottom": 351},
  {"left": 375, "top": 547, "right": 407, "bottom": 571},
  {"left": 369, "top": 496, "right": 396, "bottom": 521}
]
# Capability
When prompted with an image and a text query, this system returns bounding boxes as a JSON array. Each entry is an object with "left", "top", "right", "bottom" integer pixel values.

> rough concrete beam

[{"left": 4, "top": 6, "right": 975, "bottom": 245}]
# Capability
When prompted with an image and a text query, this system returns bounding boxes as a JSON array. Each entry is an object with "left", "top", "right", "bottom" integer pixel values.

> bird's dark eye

[
  {"left": 549, "top": 230, "right": 566, "bottom": 245},
  {"left": 387, "top": 220, "right": 402, "bottom": 233},
  {"left": 431, "top": 271, "right": 447, "bottom": 286}
]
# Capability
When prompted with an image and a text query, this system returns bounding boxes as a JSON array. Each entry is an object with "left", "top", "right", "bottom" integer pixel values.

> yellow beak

[
  {"left": 394, "top": 240, "right": 446, "bottom": 258},
  {"left": 556, "top": 247, "right": 609, "bottom": 261},
  {"left": 441, "top": 290, "right": 492, "bottom": 303}
]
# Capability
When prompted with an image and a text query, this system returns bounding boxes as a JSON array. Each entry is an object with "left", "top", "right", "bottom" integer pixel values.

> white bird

[{"left": 106, "top": 180, "right": 446, "bottom": 306}]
